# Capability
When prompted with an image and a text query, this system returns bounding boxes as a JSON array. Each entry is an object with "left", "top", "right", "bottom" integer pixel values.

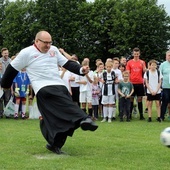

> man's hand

[
  {"left": 82, "top": 66, "right": 89, "bottom": 74},
  {"left": 15, "top": 88, "right": 20, "bottom": 97}
]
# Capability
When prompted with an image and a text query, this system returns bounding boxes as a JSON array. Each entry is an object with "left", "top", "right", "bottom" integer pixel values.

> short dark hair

[
  {"left": 133, "top": 47, "right": 140, "bottom": 53},
  {"left": 1, "top": 47, "right": 8, "bottom": 53}
]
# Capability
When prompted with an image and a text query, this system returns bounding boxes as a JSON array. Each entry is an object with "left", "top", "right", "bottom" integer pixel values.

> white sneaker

[
  {"left": 108, "top": 118, "right": 112, "bottom": 123},
  {"left": 101, "top": 118, "right": 106, "bottom": 122}
]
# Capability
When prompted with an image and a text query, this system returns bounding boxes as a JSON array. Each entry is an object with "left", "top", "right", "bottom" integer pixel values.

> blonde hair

[
  {"left": 105, "top": 61, "right": 113, "bottom": 67},
  {"left": 122, "top": 71, "right": 129, "bottom": 77}
]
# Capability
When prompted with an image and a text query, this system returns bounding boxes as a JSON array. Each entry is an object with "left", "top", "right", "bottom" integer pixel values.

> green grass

[{"left": 1, "top": 113, "right": 170, "bottom": 170}]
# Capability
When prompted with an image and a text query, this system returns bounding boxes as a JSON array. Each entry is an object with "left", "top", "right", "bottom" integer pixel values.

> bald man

[{"left": 1, "top": 31, "right": 98, "bottom": 154}]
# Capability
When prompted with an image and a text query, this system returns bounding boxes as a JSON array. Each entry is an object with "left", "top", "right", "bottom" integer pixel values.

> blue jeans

[
  {"left": 161, "top": 89, "right": 170, "bottom": 120},
  {"left": 119, "top": 97, "right": 130, "bottom": 120}
]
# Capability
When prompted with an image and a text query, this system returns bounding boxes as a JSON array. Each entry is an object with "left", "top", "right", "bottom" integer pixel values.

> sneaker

[
  {"left": 168, "top": 116, "right": 170, "bottom": 121},
  {"left": 148, "top": 117, "right": 152, "bottom": 122},
  {"left": 140, "top": 116, "right": 145, "bottom": 120},
  {"left": 112, "top": 117, "right": 116, "bottom": 121},
  {"left": 14, "top": 113, "right": 18, "bottom": 119},
  {"left": 39, "top": 116, "right": 43, "bottom": 120},
  {"left": 22, "top": 113, "right": 28, "bottom": 120},
  {"left": 80, "top": 117, "right": 98, "bottom": 131},
  {"left": 120, "top": 119, "right": 123, "bottom": 122},
  {"left": 144, "top": 108, "right": 148, "bottom": 113},
  {"left": 101, "top": 118, "right": 106, "bottom": 122},
  {"left": 156, "top": 117, "right": 161, "bottom": 122},
  {"left": 108, "top": 118, "right": 112, "bottom": 123}
]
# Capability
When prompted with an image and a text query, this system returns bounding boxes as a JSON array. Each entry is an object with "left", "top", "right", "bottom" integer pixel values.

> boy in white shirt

[
  {"left": 112, "top": 58, "right": 123, "bottom": 119},
  {"left": 76, "top": 60, "right": 94, "bottom": 116},
  {"left": 144, "top": 59, "right": 162, "bottom": 122}
]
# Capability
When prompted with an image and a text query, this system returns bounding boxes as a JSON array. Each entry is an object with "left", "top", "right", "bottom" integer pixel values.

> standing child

[
  {"left": 76, "top": 60, "right": 94, "bottom": 116},
  {"left": 100, "top": 61, "right": 117, "bottom": 123},
  {"left": 92, "top": 76, "right": 101, "bottom": 120},
  {"left": 13, "top": 68, "right": 30, "bottom": 119},
  {"left": 118, "top": 71, "right": 134, "bottom": 122},
  {"left": 144, "top": 59, "right": 162, "bottom": 122},
  {"left": 112, "top": 57, "right": 123, "bottom": 120}
]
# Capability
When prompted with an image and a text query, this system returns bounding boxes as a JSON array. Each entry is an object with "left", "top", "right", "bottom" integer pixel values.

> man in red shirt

[{"left": 126, "top": 47, "right": 146, "bottom": 120}]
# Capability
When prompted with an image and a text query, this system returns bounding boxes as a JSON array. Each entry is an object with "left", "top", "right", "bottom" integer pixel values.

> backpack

[{"left": 146, "top": 69, "right": 160, "bottom": 83}]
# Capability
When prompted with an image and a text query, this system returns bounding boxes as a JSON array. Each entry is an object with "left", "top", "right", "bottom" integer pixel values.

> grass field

[{"left": 1, "top": 110, "right": 170, "bottom": 170}]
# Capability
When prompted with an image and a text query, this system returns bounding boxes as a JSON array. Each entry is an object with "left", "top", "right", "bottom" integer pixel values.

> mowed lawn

[{"left": 0, "top": 107, "right": 170, "bottom": 170}]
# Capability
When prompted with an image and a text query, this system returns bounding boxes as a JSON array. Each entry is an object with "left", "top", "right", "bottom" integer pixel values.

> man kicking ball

[{"left": 1, "top": 30, "right": 98, "bottom": 154}]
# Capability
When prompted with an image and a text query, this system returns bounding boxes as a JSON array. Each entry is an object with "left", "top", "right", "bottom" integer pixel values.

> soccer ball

[{"left": 160, "top": 127, "right": 170, "bottom": 147}]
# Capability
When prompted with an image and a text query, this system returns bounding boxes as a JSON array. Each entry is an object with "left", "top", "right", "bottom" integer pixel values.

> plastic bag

[
  {"left": 4, "top": 97, "right": 15, "bottom": 117},
  {"left": 29, "top": 102, "right": 41, "bottom": 119}
]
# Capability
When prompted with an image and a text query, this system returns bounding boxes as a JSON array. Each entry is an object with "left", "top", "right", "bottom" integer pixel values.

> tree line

[{"left": 0, "top": 0, "right": 170, "bottom": 67}]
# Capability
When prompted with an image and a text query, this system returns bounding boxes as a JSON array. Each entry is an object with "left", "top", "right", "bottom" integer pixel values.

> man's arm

[
  {"left": 63, "top": 60, "right": 89, "bottom": 75},
  {"left": 1, "top": 64, "right": 18, "bottom": 89}
]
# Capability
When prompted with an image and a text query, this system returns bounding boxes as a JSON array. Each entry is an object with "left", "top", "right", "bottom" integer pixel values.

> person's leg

[
  {"left": 161, "top": 89, "right": 169, "bottom": 120},
  {"left": 21, "top": 98, "right": 27, "bottom": 119},
  {"left": 37, "top": 86, "right": 98, "bottom": 154},
  {"left": 4, "top": 89, "right": 11, "bottom": 107},
  {"left": 130, "top": 96, "right": 134, "bottom": 119},
  {"left": 155, "top": 100, "right": 161, "bottom": 122},
  {"left": 14, "top": 98, "right": 20, "bottom": 119},
  {"left": 93, "top": 105, "right": 98, "bottom": 119},
  {"left": 126, "top": 98, "right": 131, "bottom": 121},
  {"left": 119, "top": 98, "right": 124, "bottom": 121},
  {"left": 137, "top": 96, "right": 145, "bottom": 120},
  {"left": 147, "top": 100, "right": 152, "bottom": 122},
  {"left": 108, "top": 104, "right": 113, "bottom": 123},
  {"left": 0, "top": 97, "right": 4, "bottom": 118}
]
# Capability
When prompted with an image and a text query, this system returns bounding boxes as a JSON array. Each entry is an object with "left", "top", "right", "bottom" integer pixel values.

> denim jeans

[
  {"left": 119, "top": 97, "right": 130, "bottom": 120},
  {"left": 161, "top": 89, "right": 170, "bottom": 120}
]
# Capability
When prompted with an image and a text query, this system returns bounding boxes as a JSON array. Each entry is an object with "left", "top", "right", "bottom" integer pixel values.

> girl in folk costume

[
  {"left": 92, "top": 76, "right": 101, "bottom": 120},
  {"left": 13, "top": 68, "right": 30, "bottom": 119}
]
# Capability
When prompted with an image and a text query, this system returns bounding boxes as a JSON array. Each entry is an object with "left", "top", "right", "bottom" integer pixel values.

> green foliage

[{"left": 0, "top": 0, "right": 169, "bottom": 63}]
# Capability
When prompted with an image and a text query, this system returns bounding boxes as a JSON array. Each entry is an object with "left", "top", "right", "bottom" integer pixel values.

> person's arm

[
  {"left": 63, "top": 60, "right": 89, "bottom": 75},
  {"left": 59, "top": 48, "right": 72, "bottom": 60},
  {"left": 1, "top": 64, "right": 18, "bottom": 89},
  {"left": 85, "top": 73, "right": 93, "bottom": 83}
]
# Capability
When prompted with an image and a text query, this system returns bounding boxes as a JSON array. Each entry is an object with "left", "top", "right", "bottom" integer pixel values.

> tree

[{"left": 0, "top": 0, "right": 36, "bottom": 54}]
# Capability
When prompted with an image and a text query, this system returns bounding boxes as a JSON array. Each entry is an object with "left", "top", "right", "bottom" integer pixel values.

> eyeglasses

[{"left": 38, "top": 39, "right": 53, "bottom": 45}]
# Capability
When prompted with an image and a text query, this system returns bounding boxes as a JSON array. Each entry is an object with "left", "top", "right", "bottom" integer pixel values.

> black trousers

[{"left": 37, "top": 85, "right": 87, "bottom": 148}]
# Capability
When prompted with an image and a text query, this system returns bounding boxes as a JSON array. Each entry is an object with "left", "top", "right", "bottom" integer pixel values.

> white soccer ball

[{"left": 160, "top": 127, "right": 170, "bottom": 147}]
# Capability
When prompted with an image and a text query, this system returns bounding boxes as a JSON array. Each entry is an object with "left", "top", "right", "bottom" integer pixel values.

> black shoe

[
  {"left": 156, "top": 117, "right": 161, "bottom": 122},
  {"left": 46, "top": 144, "right": 65, "bottom": 154},
  {"left": 140, "top": 116, "right": 145, "bottom": 120},
  {"left": 0, "top": 115, "right": 3, "bottom": 119},
  {"left": 80, "top": 118, "right": 98, "bottom": 131},
  {"left": 120, "top": 119, "right": 123, "bottom": 122},
  {"left": 144, "top": 108, "right": 148, "bottom": 113},
  {"left": 126, "top": 119, "right": 130, "bottom": 122},
  {"left": 5, "top": 116, "right": 11, "bottom": 119},
  {"left": 148, "top": 117, "right": 152, "bottom": 122},
  {"left": 112, "top": 117, "right": 116, "bottom": 121}
]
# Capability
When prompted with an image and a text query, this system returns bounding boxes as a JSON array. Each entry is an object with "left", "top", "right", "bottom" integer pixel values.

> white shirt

[
  {"left": 59, "top": 70, "right": 72, "bottom": 92},
  {"left": 69, "top": 72, "right": 80, "bottom": 87},
  {"left": 144, "top": 70, "right": 163, "bottom": 94},
  {"left": 76, "top": 70, "right": 94, "bottom": 92},
  {"left": 11, "top": 45, "right": 68, "bottom": 94}
]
